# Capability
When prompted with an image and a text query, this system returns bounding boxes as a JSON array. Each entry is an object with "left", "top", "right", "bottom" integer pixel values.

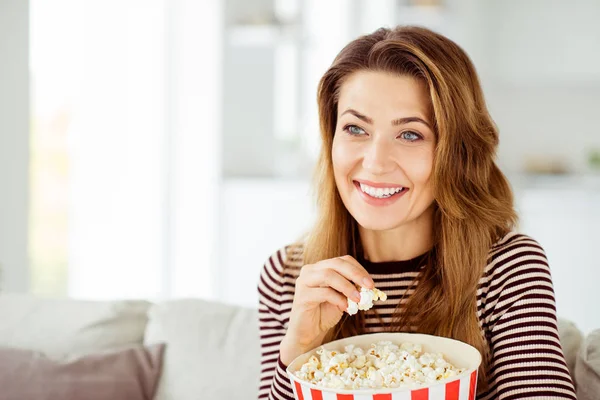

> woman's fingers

[
  {"left": 303, "top": 287, "right": 349, "bottom": 311},
  {"left": 301, "top": 268, "right": 361, "bottom": 302},
  {"left": 318, "top": 255, "right": 375, "bottom": 289}
]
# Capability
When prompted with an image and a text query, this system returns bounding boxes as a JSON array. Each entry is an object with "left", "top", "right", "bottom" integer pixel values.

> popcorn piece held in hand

[
  {"left": 346, "top": 287, "right": 387, "bottom": 315},
  {"left": 346, "top": 301, "right": 359, "bottom": 315}
]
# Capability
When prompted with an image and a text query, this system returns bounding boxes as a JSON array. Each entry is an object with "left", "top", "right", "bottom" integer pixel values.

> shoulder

[
  {"left": 489, "top": 231, "right": 546, "bottom": 256},
  {"left": 258, "top": 243, "right": 305, "bottom": 297},
  {"left": 262, "top": 242, "right": 304, "bottom": 273},
  {"left": 258, "top": 243, "right": 305, "bottom": 318},
  {"left": 281, "top": 242, "right": 305, "bottom": 272},
  {"left": 485, "top": 232, "right": 550, "bottom": 280},
  {"left": 480, "top": 232, "right": 555, "bottom": 324}
]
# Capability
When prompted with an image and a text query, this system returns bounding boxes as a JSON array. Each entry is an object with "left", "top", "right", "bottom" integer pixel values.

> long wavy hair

[{"left": 300, "top": 26, "right": 517, "bottom": 391}]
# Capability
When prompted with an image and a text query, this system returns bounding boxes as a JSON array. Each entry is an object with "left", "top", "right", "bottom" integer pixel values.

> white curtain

[{"left": 31, "top": 0, "right": 223, "bottom": 300}]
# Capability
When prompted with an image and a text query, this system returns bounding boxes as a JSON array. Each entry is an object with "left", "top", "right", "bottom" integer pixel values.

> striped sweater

[{"left": 257, "top": 232, "right": 577, "bottom": 400}]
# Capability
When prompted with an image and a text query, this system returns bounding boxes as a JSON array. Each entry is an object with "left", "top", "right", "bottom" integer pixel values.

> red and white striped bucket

[{"left": 287, "top": 333, "right": 481, "bottom": 400}]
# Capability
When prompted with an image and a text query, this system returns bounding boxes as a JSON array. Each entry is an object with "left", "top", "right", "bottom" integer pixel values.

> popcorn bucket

[{"left": 286, "top": 332, "right": 481, "bottom": 400}]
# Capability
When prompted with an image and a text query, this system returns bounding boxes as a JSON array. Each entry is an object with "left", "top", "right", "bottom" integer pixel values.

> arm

[
  {"left": 258, "top": 248, "right": 295, "bottom": 400},
  {"left": 486, "top": 239, "right": 577, "bottom": 399}
]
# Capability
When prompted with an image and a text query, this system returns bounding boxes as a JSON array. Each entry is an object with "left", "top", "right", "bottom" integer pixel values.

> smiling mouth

[{"left": 354, "top": 181, "right": 408, "bottom": 199}]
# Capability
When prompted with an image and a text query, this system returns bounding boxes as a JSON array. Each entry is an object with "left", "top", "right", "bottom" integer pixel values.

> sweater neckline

[{"left": 357, "top": 251, "right": 430, "bottom": 274}]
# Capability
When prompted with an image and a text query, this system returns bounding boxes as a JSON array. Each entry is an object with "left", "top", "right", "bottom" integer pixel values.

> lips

[{"left": 353, "top": 180, "right": 408, "bottom": 206}]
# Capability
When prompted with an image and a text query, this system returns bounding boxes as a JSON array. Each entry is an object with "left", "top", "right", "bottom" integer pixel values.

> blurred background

[{"left": 1, "top": 0, "right": 599, "bottom": 333}]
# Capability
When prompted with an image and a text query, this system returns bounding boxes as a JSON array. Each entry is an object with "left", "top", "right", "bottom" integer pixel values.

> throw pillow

[
  {"left": 575, "top": 329, "right": 600, "bottom": 400},
  {"left": 0, "top": 343, "right": 165, "bottom": 400},
  {"left": 144, "top": 299, "right": 260, "bottom": 400}
]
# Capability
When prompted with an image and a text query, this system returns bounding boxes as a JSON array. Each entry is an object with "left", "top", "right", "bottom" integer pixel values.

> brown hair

[{"left": 300, "top": 26, "right": 517, "bottom": 392}]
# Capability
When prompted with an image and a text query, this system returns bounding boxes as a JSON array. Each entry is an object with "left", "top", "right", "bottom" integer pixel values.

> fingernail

[
  {"left": 352, "top": 291, "right": 361, "bottom": 302},
  {"left": 362, "top": 277, "right": 374, "bottom": 289}
]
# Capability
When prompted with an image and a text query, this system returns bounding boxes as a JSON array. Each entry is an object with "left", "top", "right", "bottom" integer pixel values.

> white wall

[
  {"left": 222, "top": 45, "right": 276, "bottom": 177},
  {"left": 484, "top": 0, "right": 600, "bottom": 85},
  {"left": 489, "top": 85, "right": 600, "bottom": 174},
  {"left": 0, "top": 0, "right": 30, "bottom": 292},
  {"left": 480, "top": 0, "right": 600, "bottom": 174},
  {"left": 218, "top": 179, "right": 314, "bottom": 306}
]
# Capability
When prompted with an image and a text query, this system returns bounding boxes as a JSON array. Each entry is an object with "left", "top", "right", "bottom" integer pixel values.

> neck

[{"left": 358, "top": 205, "right": 435, "bottom": 262}]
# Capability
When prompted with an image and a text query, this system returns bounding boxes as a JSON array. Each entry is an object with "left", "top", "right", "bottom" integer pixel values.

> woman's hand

[{"left": 279, "top": 255, "right": 374, "bottom": 365}]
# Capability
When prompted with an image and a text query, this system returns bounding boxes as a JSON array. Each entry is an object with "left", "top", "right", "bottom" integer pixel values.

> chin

[{"left": 353, "top": 213, "right": 406, "bottom": 231}]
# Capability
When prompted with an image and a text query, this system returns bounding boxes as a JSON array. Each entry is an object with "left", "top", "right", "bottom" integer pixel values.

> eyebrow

[{"left": 341, "top": 108, "right": 432, "bottom": 129}]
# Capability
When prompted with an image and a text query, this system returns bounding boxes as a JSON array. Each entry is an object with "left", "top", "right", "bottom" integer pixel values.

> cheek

[
  {"left": 418, "top": 163, "right": 435, "bottom": 204},
  {"left": 331, "top": 140, "right": 354, "bottom": 179},
  {"left": 412, "top": 158, "right": 433, "bottom": 183},
  {"left": 403, "top": 150, "right": 434, "bottom": 193},
  {"left": 411, "top": 147, "right": 433, "bottom": 178}
]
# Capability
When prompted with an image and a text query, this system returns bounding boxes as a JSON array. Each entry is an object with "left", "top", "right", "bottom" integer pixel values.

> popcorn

[
  {"left": 346, "top": 287, "right": 387, "bottom": 315},
  {"left": 294, "top": 341, "right": 466, "bottom": 390}
]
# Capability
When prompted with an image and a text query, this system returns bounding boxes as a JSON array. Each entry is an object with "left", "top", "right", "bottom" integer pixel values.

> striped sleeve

[
  {"left": 258, "top": 247, "right": 295, "bottom": 400},
  {"left": 483, "top": 236, "right": 577, "bottom": 399}
]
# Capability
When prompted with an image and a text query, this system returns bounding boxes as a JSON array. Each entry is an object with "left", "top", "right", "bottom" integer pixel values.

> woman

[{"left": 258, "top": 26, "right": 576, "bottom": 400}]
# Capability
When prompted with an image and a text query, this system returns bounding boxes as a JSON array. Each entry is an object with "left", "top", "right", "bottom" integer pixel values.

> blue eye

[
  {"left": 344, "top": 125, "right": 366, "bottom": 136},
  {"left": 400, "top": 131, "right": 422, "bottom": 142}
]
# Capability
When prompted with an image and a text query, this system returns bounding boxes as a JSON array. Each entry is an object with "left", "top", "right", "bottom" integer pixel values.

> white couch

[
  {"left": 0, "top": 293, "right": 596, "bottom": 400},
  {"left": 0, "top": 294, "right": 259, "bottom": 400}
]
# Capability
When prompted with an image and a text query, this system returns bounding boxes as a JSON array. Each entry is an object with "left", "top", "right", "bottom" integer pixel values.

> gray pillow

[
  {"left": 0, "top": 343, "right": 165, "bottom": 400},
  {"left": 144, "top": 299, "right": 260, "bottom": 400},
  {"left": 557, "top": 317, "right": 584, "bottom": 378},
  {"left": 575, "top": 329, "right": 600, "bottom": 400}
]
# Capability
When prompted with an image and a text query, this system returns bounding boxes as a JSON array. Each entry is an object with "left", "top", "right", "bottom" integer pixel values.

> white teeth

[{"left": 358, "top": 183, "right": 404, "bottom": 199}]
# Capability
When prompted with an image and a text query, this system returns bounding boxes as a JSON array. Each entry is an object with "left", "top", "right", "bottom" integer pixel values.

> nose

[{"left": 362, "top": 137, "right": 395, "bottom": 175}]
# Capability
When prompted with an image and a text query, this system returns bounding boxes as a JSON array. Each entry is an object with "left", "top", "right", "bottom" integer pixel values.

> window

[{"left": 29, "top": 0, "right": 221, "bottom": 300}]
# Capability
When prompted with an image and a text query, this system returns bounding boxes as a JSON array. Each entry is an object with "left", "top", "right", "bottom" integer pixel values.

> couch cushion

[
  {"left": 144, "top": 299, "right": 260, "bottom": 400},
  {"left": 557, "top": 317, "right": 584, "bottom": 378},
  {"left": 0, "top": 293, "right": 151, "bottom": 357},
  {"left": 0, "top": 343, "right": 165, "bottom": 400},
  {"left": 576, "top": 329, "right": 600, "bottom": 400}
]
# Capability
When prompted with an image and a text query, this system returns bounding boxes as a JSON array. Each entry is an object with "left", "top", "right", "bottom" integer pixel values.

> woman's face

[{"left": 332, "top": 70, "right": 436, "bottom": 231}]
